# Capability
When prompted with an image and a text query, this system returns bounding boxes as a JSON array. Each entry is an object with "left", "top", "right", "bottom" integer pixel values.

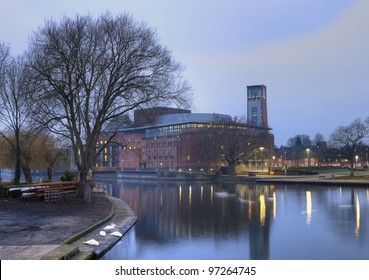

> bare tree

[
  {"left": 312, "top": 133, "right": 325, "bottom": 145},
  {"left": 328, "top": 118, "right": 369, "bottom": 176},
  {"left": 0, "top": 42, "right": 8, "bottom": 74},
  {"left": 26, "top": 13, "right": 191, "bottom": 203},
  {"left": 0, "top": 45, "right": 32, "bottom": 184},
  {"left": 287, "top": 134, "right": 312, "bottom": 147},
  {"left": 208, "top": 116, "right": 265, "bottom": 175}
]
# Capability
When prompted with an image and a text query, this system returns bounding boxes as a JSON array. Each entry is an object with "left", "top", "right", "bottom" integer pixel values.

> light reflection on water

[{"left": 97, "top": 179, "right": 369, "bottom": 260}]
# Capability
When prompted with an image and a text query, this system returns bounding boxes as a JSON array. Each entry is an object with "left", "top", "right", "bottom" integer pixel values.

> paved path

[{"left": 0, "top": 197, "right": 136, "bottom": 260}]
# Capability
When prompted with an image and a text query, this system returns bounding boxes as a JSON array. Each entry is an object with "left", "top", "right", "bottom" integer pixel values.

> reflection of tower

[
  {"left": 249, "top": 195, "right": 271, "bottom": 260},
  {"left": 247, "top": 85, "right": 268, "bottom": 127}
]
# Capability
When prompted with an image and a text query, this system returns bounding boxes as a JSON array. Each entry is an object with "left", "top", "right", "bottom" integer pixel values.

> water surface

[{"left": 97, "top": 179, "right": 369, "bottom": 260}]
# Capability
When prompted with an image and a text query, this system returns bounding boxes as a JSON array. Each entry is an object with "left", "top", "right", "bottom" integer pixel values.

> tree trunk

[
  {"left": 14, "top": 154, "right": 21, "bottom": 184},
  {"left": 228, "top": 161, "right": 237, "bottom": 175},
  {"left": 350, "top": 161, "right": 355, "bottom": 177},
  {"left": 21, "top": 163, "right": 32, "bottom": 183},
  {"left": 13, "top": 132, "right": 21, "bottom": 185},
  {"left": 21, "top": 161, "right": 32, "bottom": 183},
  {"left": 47, "top": 166, "right": 53, "bottom": 181},
  {"left": 79, "top": 169, "right": 94, "bottom": 204},
  {"left": 83, "top": 180, "right": 93, "bottom": 204}
]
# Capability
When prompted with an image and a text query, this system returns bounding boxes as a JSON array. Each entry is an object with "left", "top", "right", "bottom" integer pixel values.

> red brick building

[{"left": 97, "top": 107, "right": 274, "bottom": 173}]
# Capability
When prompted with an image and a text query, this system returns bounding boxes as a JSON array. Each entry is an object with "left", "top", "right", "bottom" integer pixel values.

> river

[{"left": 95, "top": 178, "right": 369, "bottom": 260}]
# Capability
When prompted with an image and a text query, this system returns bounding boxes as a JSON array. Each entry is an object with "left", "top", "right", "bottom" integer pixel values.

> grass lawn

[
  {"left": 334, "top": 175, "right": 369, "bottom": 180},
  {"left": 317, "top": 168, "right": 369, "bottom": 180}
]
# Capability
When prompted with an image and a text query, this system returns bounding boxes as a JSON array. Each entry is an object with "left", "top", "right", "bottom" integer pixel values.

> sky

[{"left": 1, "top": 0, "right": 368, "bottom": 146}]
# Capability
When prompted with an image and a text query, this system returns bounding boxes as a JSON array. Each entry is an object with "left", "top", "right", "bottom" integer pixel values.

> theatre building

[{"left": 97, "top": 106, "right": 274, "bottom": 173}]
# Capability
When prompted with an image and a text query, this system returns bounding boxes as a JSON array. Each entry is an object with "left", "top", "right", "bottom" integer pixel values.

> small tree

[
  {"left": 328, "top": 118, "right": 369, "bottom": 176},
  {"left": 0, "top": 44, "right": 32, "bottom": 184},
  {"left": 208, "top": 116, "right": 266, "bottom": 175},
  {"left": 27, "top": 13, "right": 191, "bottom": 203}
]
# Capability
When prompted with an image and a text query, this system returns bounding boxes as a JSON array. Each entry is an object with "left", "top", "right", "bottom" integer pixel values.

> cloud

[
  {"left": 185, "top": 0, "right": 369, "bottom": 145},
  {"left": 1, "top": 0, "right": 365, "bottom": 146}
]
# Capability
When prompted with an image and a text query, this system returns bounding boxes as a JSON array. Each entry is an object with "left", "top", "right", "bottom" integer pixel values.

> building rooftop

[{"left": 154, "top": 113, "right": 232, "bottom": 126}]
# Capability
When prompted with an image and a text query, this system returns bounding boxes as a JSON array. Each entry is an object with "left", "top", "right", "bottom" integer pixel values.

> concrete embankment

[
  {"left": 64, "top": 197, "right": 137, "bottom": 260},
  {"left": 40, "top": 197, "right": 137, "bottom": 260},
  {"left": 0, "top": 196, "right": 137, "bottom": 260},
  {"left": 255, "top": 175, "right": 369, "bottom": 188}
]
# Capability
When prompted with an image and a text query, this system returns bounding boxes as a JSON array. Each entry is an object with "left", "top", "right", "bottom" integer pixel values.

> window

[
  {"left": 251, "top": 107, "right": 258, "bottom": 125},
  {"left": 252, "top": 107, "right": 257, "bottom": 115}
]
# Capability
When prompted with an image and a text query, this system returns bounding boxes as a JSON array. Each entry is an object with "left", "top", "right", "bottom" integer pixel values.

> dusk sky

[{"left": 1, "top": 0, "right": 368, "bottom": 146}]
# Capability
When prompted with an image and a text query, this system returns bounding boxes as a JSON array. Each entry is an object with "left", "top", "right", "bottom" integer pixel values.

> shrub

[{"left": 61, "top": 170, "right": 75, "bottom": 181}]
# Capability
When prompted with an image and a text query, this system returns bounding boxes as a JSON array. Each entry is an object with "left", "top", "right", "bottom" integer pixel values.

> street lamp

[
  {"left": 272, "top": 156, "right": 275, "bottom": 173},
  {"left": 260, "top": 147, "right": 265, "bottom": 173}
]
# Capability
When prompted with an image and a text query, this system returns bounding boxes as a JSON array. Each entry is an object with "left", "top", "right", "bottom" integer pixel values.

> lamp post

[
  {"left": 272, "top": 156, "right": 275, "bottom": 174},
  {"left": 283, "top": 150, "right": 287, "bottom": 175},
  {"left": 260, "top": 147, "right": 265, "bottom": 173}
]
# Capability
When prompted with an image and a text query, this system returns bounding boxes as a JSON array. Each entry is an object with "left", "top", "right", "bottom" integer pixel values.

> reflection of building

[
  {"left": 98, "top": 180, "right": 274, "bottom": 259},
  {"left": 97, "top": 106, "right": 274, "bottom": 172},
  {"left": 237, "top": 184, "right": 274, "bottom": 259}
]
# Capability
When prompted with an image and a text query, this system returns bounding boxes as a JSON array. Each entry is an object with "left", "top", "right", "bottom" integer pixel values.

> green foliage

[{"left": 60, "top": 170, "right": 75, "bottom": 181}]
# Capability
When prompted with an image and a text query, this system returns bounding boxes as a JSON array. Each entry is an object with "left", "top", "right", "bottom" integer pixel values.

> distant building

[{"left": 247, "top": 85, "right": 268, "bottom": 127}]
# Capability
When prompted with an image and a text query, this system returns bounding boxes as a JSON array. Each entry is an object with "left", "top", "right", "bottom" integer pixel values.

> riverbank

[
  {"left": 254, "top": 174, "right": 369, "bottom": 187},
  {"left": 95, "top": 169, "right": 369, "bottom": 187},
  {"left": 2, "top": 174, "right": 368, "bottom": 260},
  {"left": 0, "top": 193, "right": 137, "bottom": 260}
]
